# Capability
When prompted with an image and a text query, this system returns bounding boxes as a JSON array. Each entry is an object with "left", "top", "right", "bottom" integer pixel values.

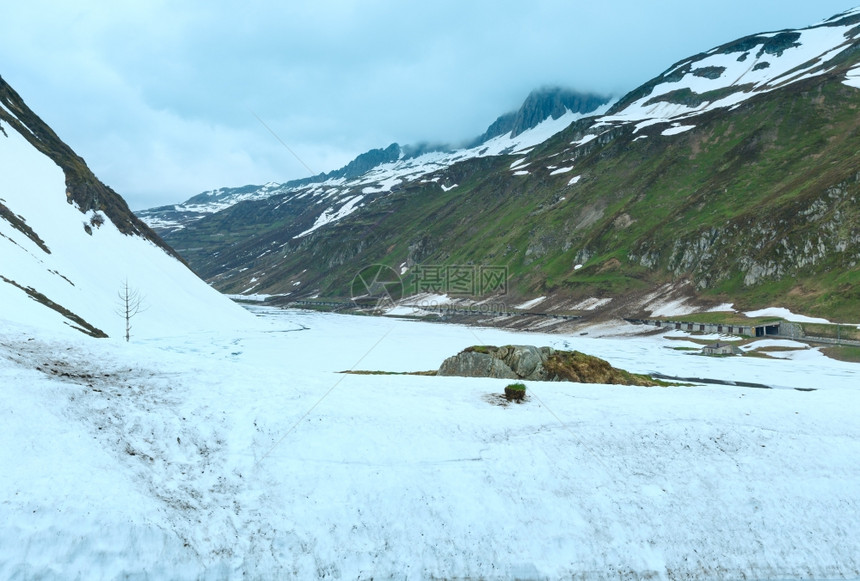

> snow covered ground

[{"left": 1, "top": 308, "right": 858, "bottom": 580}]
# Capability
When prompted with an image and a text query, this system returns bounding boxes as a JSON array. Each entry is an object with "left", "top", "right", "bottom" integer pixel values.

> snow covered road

[{"left": 1, "top": 310, "right": 858, "bottom": 579}]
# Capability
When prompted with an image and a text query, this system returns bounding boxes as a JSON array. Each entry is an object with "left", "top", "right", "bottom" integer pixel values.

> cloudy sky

[{"left": 2, "top": 1, "right": 856, "bottom": 209}]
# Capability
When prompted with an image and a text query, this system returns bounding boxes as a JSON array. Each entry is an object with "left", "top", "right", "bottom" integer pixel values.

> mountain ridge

[{"left": 137, "top": 88, "right": 612, "bottom": 233}]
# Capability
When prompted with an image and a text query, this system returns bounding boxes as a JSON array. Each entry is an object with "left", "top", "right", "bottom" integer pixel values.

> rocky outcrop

[
  {"left": 328, "top": 143, "right": 402, "bottom": 180},
  {"left": 438, "top": 345, "right": 661, "bottom": 386},
  {"left": 438, "top": 345, "right": 553, "bottom": 381},
  {"left": 627, "top": 175, "right": 860, "bottom": 290},
  {"left": 510, "top": 88, "right": 610, "bottom": 137}
]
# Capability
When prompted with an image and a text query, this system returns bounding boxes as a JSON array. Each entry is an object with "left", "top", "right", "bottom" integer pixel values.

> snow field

[{"left": 1, "top": 308, "right": 858, "bottom": 579}]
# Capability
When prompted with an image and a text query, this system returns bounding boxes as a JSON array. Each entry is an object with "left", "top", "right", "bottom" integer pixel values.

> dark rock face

[
  {"left": 329, "top": 143, "right": 402, "bottom": 180},
  {"left": 510, "top": 88, "right": 610, "bottom": 137},
  {"left": 759, "top": 32, "right": 802, "bottom": 57},
  {"left": 477, "top": 112, "right": 517, "bottom": 144},
  {"left": 692, "top": 66, "right": 726, "bottom": 79}
]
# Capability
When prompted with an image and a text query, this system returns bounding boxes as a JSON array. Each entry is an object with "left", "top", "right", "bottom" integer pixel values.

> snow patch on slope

[
  {"left": 294, "top": 194, "right": 365, "bottom": 239},
  {"left": 570, "top": 297, "right": 612, "bottom": 311},
  {"left": 744, "top": 307, "right": 832, "bottom": 324},
  {"left": 514, "top": 296, "right": 547, "bottom": 310},
  {"left": 845, "top": 63, "right": 860, "bottom": 88},
  {"left": 662, "top": 124, "right": 696, "bottom": 136}
]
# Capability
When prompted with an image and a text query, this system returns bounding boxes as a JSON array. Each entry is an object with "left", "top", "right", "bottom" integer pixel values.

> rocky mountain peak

[
  {"left": 476, "top": 87, "right": 611, "bottom": 143},
  {"left": 328, "top": 142, "right": 402, "bottom": 180}
]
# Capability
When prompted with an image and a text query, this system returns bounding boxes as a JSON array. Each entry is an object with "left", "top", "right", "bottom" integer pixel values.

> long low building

[{"left": 628, "top": 319, "right": 804, "bottom": 339}]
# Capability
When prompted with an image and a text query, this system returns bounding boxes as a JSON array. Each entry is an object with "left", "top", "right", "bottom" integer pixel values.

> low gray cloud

[{"left": 1, "top": 0, "right": 855, "bottom": 209}]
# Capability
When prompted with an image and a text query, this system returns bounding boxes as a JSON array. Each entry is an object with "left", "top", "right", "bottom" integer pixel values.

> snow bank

[
  {"left": 647, "top": 297, "right": 699, "bottom": 318},
  {"left": 741, "top": 339, "right": 810, "bottom": 350}
]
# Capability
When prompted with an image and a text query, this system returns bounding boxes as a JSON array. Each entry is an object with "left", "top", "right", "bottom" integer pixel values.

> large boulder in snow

[
  {"left": 437, "top": 349, "right": 519, "bottom": 379},
  {"left": 438, "top": 345, "right": 554, "bottom": 381},
  {"left": 439, "top": 345, "right": 662, "bottom": 386}
]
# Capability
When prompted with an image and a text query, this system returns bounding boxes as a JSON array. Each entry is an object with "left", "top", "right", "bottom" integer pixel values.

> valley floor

[{"left": 1, "top": 308, "right": 858, "bottom": 580}]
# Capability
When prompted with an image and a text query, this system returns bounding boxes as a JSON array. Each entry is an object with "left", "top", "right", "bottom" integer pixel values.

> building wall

[
  {"left": 703, "top": 345, "right": 739, "bottom": 355},
  {"left": 779, "top": 322, "right": 805, "bottom": 339}
]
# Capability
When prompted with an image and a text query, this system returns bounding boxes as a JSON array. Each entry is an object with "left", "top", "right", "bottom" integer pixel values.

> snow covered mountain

[
  {"left": 0, "top": 75, "right": 252, "bottom": 339},
  {"left": 137, "top": 8, "right": 860, "bottom": 320},
  {"left": 141, "top": 10, "right": 860, "bottom": 241}
]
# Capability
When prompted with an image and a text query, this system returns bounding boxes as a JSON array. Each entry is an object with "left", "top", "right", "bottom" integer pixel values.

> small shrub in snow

[
  {"left": 90, "top": 212, "right": 105, "bottom": 228},
  {"left": 504, "top": 382, "right": 526, "bottom": 402}
]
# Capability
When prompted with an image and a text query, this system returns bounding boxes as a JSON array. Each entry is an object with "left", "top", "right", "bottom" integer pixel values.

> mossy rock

[
  {"left": 465, "top": 345, "right": 498, "bottom": 355},
  {"left": 442, "top": 345, "right": 665, "bottom": 386},
  {"left": 543, "top": 351, "right": 661, "bottom": 386}
]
